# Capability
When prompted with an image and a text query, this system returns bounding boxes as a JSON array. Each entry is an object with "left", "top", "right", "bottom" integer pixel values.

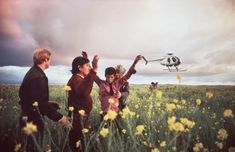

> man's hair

[
  {"left": 33, "top": 48, "right": 51, "bottom": 65},
  {"left": 105, "top": 67, "right": 116, "bottom": 76},
  {"left": 71, "top": 56, "right": 90, "bottom": 75}
]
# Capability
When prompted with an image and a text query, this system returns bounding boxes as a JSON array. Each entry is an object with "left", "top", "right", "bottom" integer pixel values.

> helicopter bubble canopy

[
  {"left": 142, "top": 53, "right": 187, "bottom": 72},
  {"left": 160, "top": 53, "right": 181, "bottom": 67}
]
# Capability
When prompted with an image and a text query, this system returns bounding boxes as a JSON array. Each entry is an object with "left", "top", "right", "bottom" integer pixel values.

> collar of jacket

[{"left": 33, "top": 65, "right": 46, "bottom": 77}]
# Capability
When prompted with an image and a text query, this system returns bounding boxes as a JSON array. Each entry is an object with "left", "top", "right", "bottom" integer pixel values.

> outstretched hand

[
  {"left": 92, "top": 55, "right": 99, "bottom": 72},
  {"left": 134, "top": 55, "right": 142, "bottom": 64},
  {"left": 59, "top": 116, "right": 72, "bottom": 129}
]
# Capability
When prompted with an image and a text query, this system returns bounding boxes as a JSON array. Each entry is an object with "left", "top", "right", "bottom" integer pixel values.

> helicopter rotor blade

[{"left": 147, "top": 58, "right": 165, "bottom": 62}]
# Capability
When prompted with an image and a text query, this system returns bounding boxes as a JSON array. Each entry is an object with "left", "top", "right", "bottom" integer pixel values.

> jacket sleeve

[
  {"left": 73, "top": 69, "right": 97, "bottom": 97},
  {"left": 120, "top": 82, "right": 130, "bottom": 100},
  {"left": 30, "top": 77, "right": 63, "bottom": 121},
  {"left": 116, "top": 63, "right": 136, "bottom": 87},
  {"left": 94, "top": 75, "right": 103, "bottom": 87}
]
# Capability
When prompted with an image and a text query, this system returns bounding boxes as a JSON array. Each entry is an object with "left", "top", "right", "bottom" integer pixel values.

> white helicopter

[{"left": 142, "top": 53, "right": 187, "bottom": 72}]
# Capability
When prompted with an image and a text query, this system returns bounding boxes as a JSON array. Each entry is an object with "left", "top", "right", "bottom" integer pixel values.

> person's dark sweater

[
  {"left": 19, "top": 65, "right": 63, "bottom": 122},
  {"left": 67, "top": 69, "right": 97, "bottom": 115},
  {"left": 119, "top": 81, "right": 130, "bottom": 110}
]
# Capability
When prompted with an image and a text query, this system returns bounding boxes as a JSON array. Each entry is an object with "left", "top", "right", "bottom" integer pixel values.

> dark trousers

[
  {"left": 69, "top": 114, "right": 88, "bottom": 152},
  {"left": 118, "top": 99, "right": 127, "bottom": 111},
  {"left": 19, "top": 111, "right": 44, "bottom": 151}
]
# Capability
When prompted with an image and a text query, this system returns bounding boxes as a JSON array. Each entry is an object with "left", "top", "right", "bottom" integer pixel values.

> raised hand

[
  {"left": 134, "top": 55, "right": 142, "bottom": 64},
  {"left": 58, "top": 116, "right": 72, "bottom": 129},
  {"left": 92, "top": 55, "right": 99, "bottom": 72}
]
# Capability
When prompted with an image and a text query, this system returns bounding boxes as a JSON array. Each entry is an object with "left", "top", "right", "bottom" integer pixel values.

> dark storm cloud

[{"left": 0, "top": 0, "right": 235, "bottom": 85}]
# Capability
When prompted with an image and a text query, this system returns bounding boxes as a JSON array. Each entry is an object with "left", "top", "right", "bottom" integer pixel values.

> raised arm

[
  {"left": 94, "top": 75, "right": 104, "bottom": 86},
  {"left": 116, "top": 55, "right": 142, "bottom": 86},
  {"left": 73, "top": 55, "right": 99, "bottom": 97}
]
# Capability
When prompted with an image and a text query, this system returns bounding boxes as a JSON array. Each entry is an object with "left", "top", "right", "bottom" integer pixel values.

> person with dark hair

[
  {"left": 149, "top": 82, "right": 158, "bottom": 91},
  {"left": 115, "top": 65, "right": 130, "bottom": 111},
  {"left": 95, "top": 55, "right": 142, "bottom": 118},
  {"left": 19, "top": 48, "right": 70, "bottom": 151},
  {"left": 67, "top": 51, "right": 99, "bottom": 152}
]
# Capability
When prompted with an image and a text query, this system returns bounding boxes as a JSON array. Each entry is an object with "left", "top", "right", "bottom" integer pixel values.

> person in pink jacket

[{"left": 95, "top": 55, "right": 142, "bottom": 116}]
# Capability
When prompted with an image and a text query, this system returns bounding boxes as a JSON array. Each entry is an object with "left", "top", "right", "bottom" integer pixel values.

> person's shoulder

[
  {"left": 24, "top": 66, "right": 44, "bottom": 80},
  {"left": 69, "top": 75, "right": 83, "bottom": 83}
]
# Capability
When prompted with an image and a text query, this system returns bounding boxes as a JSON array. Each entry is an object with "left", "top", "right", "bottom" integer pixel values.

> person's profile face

[
  {"left": 44, "top": 57, "right": 51, "bottom": 69},
  {"left": 79, "top": 63, "right": 91, "bottom": 76},
  {"left": 115, "top": 73, "right": 124, "bottom": 79}
]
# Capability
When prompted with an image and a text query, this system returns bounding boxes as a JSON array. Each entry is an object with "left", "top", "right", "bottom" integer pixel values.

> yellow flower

[
  {"left": 78, "top": 109, "right": 86, "bottom": 116},
  {"left": 103, "top": 110, "right": 117, "bottom": 121},
  {"left": 76, "top": 140, "right": 81, "bottom": 148},
  {"left": 130, "top": 111, "right": 136, "bottom": 117},
  {"left": 122, "top": 129, "right": 127, "bottom": 134},
  {"left": 151, "top": 148, "right": 160, "bottom": 152},
  {"left": 217, "top": 129, "right": 228, "bottom": 141},
  {"left": 173, "top": 99, "right": 178, "bottom": 103},
  {"left": 64, "top": 85, "right": 72, "bottom": 91},
  {"left": 32, "top": 101, "right": 38, "bottom": 107},
  {"left": 176, "top": 73, "right": 182, "bottom": 80},
  {"left": 23, "top": 122, "right": 38, "bottom": 135},
  {"left": 172, "top": 122, "right": 185, "bottom": 132},
  {"left": 196, "top": 99, "right": 201, "bottom": 105},
  {"left": 206, "top": 91, "right": 213, "bottom": 99},
  {"left": 180, "top": 118, "right": 195, "bottom": 129},
  {"left": 168, "top": 116, "right": 186, "bottom": 132},
  {"left": 215, "top": 141, "right": 223, "bottom": 150},
  {"left": 120, "top": 107, "right": 135, "bottom": 118},
  {"left": 100, "top": 128, "right": 109, "bottom": 137},
  {"left": 181, "top": 99, "right": 186, "bottom": 105},
  {"left": 166, "top": 103, "right": 176, "bottom": 112},
  {"left": 223, "top": 109, "right": 234, "bottom": 118},
  {"left": 156, "top": 90, "right": 162, "bottom": 99},
  {"left": 69, "top": 106, "right": 74, "bottom": 112},
  {"left": 14, "top": 144, "right": 21, "bottom": 152},
  {"left": 156, "top": 103, "right": 161, "bottom": 108},
  {"left": 135, "top": 105, "right": 139, "bottom": 109},
  {"left": 121, "top": 107, "right": 131, "bottom": 118},
  {"left": 82, "top": 128, "right": 89, "bottom": 134},
  {"left": 167, "top": 116, "right": 176, "bottom": 126},
  {"left": 160, "top": 141, "right": 166, "bottom": 147},
  {"left": 193, "top": 143, "right": 204, "bottom": 152},
  {"left": 135, "top": 125, "right": 145, "bottom": 135}
]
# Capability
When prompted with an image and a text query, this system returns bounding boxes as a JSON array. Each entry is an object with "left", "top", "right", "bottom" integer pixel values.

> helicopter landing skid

[{"left": 163, "top": 68, "right": 187, "bottom": 72}]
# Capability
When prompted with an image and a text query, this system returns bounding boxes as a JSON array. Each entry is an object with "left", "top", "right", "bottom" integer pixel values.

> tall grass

[{"left": 0, "top": 84, "right": 234, "bottom": 151}]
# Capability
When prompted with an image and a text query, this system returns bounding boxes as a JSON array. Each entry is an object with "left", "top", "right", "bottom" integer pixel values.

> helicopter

[{"left": 142, "top": 53, "right": 187, "bottom": 72}]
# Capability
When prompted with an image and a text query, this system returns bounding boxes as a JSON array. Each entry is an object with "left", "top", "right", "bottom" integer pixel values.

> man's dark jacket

[{"left": 19, "top": 65, "right": 62, "bottom": 122}]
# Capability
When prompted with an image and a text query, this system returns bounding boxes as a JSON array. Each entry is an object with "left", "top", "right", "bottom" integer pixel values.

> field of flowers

[{"left": 0, "top": 83, "right": 235, "bottom": 152}]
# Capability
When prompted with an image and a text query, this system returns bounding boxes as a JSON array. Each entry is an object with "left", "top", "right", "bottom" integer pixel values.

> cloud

[
  {"left": 0, "top": 0, "right": 22, "bottom": 39},
  {"left": 0, "top": 65, "right": 234, "bottom": 85},
  {"left": 0, "top": 0, "right": 235, "bottom": 84}
]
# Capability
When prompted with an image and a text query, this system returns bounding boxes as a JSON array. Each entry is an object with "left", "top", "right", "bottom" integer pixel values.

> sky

[{"left": 0, "top": 0, "right": 235, "bottom": 85}]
